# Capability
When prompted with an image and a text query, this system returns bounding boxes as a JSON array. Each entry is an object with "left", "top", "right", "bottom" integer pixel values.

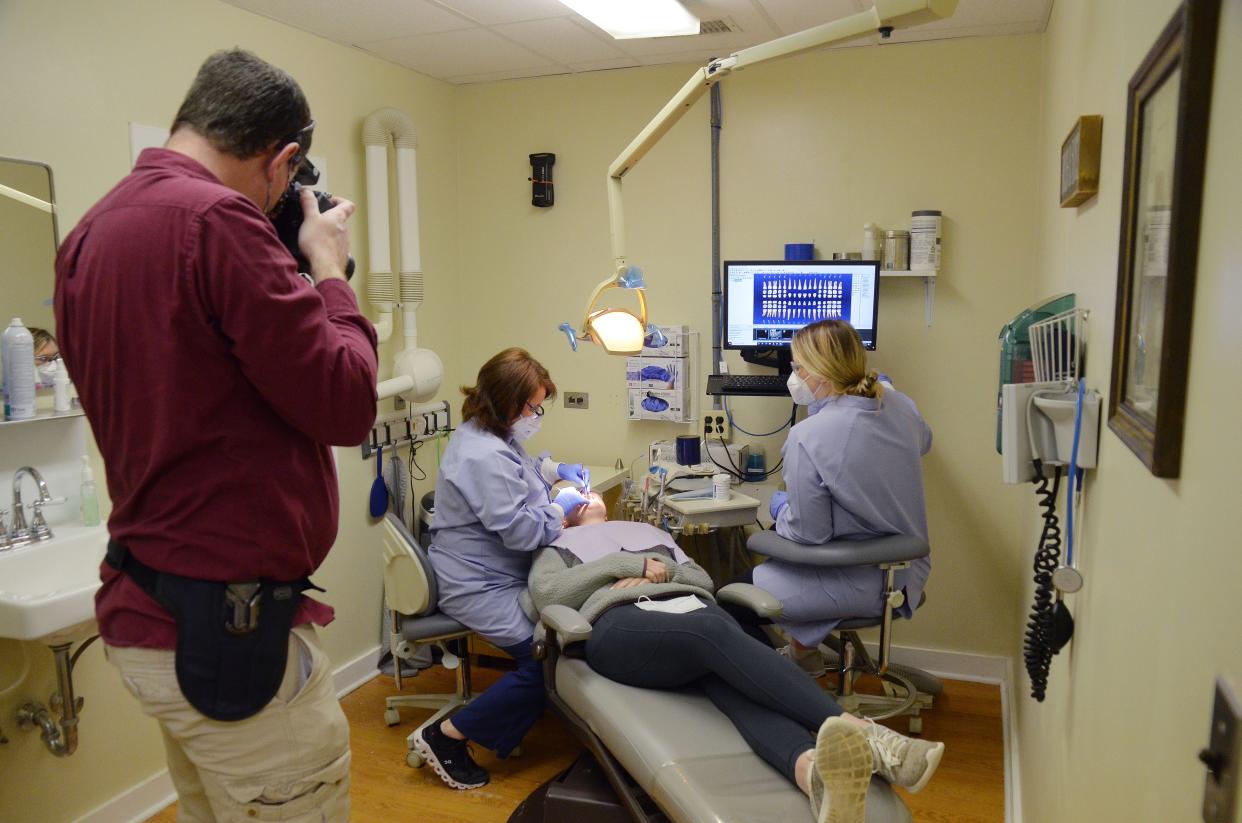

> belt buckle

[{"left": 223, "top": 582, "right": 262, "bottom": 635}]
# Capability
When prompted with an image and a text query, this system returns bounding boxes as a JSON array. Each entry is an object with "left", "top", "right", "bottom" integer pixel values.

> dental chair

[
  {"left": 528, "top": 584, "right": 912, "bottom": 823},
  {"left": 378, "top": 512, "right": 476, "bottom": 768},
  {"left": 747, "top": 532, "right": 942, "bottom": 734}
]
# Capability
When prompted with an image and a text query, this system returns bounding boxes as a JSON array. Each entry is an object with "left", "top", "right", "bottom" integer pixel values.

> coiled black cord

[{"left": 1023, "top": 465, "right": 1062, "bottom": 702}]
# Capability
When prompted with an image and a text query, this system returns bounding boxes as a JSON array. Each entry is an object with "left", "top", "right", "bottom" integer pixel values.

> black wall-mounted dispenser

[{"left": 529, "top": 153, "right": 555, "bottom": 208}]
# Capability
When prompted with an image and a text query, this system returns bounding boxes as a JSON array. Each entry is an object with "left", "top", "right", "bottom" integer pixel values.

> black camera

[{"left": 270, "top": 158, "right": 355, "bottom": 280}]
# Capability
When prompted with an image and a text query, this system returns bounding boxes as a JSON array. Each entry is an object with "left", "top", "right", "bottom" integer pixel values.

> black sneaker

[{"left": 414, "top": 723, "right": 490, "bottom": 790}]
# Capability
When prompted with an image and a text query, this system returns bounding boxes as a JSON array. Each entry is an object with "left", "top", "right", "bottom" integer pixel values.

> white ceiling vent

[{"left": 698, "top": 17, "right": 740, "bottom": 35}]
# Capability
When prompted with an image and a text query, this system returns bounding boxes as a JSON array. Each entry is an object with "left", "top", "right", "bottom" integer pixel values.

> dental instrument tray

[{"left": 662, "top": 491, "right": 760, "bottom": 530}]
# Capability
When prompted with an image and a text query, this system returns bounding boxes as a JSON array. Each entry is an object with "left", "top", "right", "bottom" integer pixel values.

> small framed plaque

[{"left": 1059, "top": 115, "right": 1103, "bottom": 207}]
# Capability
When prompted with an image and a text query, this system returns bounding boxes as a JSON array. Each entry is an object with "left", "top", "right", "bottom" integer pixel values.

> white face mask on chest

[{"left": 511, "top": 414, "right": 542, "bottom": 442}]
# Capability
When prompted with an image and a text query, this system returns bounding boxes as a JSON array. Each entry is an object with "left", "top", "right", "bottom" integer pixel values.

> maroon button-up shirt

[{"left": 54, "top": 148, "right": 378, "bottom": 649}]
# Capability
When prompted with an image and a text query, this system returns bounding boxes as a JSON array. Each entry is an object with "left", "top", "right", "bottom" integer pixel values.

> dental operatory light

[
  {"left": 557, "top": 0, "right": 700, "bottom": 39},
  {"left": 561, "top": 0, "right": 957, "bottom": 356}
]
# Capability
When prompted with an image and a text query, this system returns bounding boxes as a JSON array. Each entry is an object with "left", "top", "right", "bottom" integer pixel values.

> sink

[{"left": 0, "top": 525, "right": 108, "bottom": 644}]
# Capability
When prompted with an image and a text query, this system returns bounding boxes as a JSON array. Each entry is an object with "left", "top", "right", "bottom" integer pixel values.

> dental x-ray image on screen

[{"left": 724, "top": 260, "right": 879, "bottom": 350}]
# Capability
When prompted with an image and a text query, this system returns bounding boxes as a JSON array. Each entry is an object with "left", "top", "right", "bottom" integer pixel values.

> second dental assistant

[{"left": 420, "top": 347, "right": 589, "bottom": 789}]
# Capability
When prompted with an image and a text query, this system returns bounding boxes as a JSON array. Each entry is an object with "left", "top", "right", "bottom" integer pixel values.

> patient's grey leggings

[{"left": 585, "top": 601, "right": 844, "bottom": 784}]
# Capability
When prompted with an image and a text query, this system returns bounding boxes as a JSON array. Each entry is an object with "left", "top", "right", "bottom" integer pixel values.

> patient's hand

[
  {"left": 643, "top": 558, "right": 669, "bottom": 583},
  {"left": 611, "top": 577, "right": 652, "bottom": 589}
]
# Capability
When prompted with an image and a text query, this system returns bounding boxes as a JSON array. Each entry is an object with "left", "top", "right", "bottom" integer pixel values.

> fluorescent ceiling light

[{"left": 558, "top": 0, "right": 700, "bottom": 39}]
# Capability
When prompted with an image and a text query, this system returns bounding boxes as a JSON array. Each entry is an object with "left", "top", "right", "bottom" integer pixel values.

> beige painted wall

[
  {"left": 455, "top": 35, "right": 1043, "bottom": 656},
  {"left": 0, "top": 0, "right": 460, "bottom": 820},
  {"left": 1016, "top": 0, "right": 1242, "bottom": 820}
]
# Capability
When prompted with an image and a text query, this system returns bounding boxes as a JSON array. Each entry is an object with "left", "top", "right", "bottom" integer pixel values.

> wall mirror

[{"left": 0, "top": 156, "right": 78, "bottom": 425}]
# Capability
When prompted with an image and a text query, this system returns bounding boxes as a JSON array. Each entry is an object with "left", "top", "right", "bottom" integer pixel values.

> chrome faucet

[{"left": 8, "top": 466, "right": 54, "bottom": 549}]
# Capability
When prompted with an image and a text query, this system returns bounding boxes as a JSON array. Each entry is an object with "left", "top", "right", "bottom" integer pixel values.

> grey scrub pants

[{"left": 584, "top": 601, "right": 844, "bottom": 784}]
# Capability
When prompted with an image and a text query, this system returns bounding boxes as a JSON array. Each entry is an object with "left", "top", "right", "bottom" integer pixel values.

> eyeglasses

[
  {"left": 34, "top": 353, "right": 61, "bottom": 366},
  {"left": 525, "top": 401, "right": 545, "bottom": 418}
]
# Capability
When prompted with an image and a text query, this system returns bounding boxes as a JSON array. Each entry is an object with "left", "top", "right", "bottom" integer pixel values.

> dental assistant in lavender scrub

[{"left": 417, "top": 346, "right": 590, "bottom": 789}]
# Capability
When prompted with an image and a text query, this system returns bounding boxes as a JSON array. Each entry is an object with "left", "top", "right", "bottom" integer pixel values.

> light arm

[
  {"left": 0, "top": 182, "right": 53, "bottom": 213},
  {"left": 604, "top": 0, "right": 955, "bottom": 269}
]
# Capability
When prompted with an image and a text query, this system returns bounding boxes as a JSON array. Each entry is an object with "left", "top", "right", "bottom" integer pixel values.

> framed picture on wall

[
  {"left": 1107, "top": 0, "right": 1221, "bottom": 478},
  {"left": 1059, "top": 115, "right": 1102, "bottom": 207}
]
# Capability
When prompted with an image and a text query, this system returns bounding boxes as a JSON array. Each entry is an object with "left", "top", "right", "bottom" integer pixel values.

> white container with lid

[{"left": 910, "top": 210, "right": 942, "bottom": 271}]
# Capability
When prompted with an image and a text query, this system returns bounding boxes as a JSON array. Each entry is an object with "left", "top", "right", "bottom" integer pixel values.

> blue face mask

[{"left": 511, "top": 413, "right": 542, "bottom": 442}]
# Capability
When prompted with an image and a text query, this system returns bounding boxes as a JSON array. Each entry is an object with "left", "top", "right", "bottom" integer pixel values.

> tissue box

[
  {"left": 627, "top": 387, "right": 690, "bottom": 422},
  {"left": 626, "top": 356, "right": 685, "bottom": 390},
  {"left": 641, "top": 325, "right": 690, "bottom": 357}
]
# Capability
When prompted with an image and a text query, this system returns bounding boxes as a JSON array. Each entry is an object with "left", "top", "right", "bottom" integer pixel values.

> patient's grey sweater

[{"left": 528, "top": 545, "right": 715, "bottom": 624}]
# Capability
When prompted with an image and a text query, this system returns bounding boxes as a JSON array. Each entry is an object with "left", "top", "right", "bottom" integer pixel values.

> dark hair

[
  {"left": 462, "top": 348, "right": 557, "bottom": 439},
  {"left": 171, "top": 49, "right": 311, "bottom": 160}
]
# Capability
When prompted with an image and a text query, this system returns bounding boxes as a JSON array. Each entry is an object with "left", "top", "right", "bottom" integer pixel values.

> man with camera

[{"left": 54, "top": 50, "right": 376, "bottom": 821}]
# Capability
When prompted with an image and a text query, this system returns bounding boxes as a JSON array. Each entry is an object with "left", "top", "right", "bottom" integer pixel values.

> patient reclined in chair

[{"left": 528, "top": 499, "right": 943, "bottom": 823}]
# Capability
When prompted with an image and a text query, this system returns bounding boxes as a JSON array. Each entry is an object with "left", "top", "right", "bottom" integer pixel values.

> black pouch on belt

[{"left": 107, "top": 540, "right": 320, "bottom": 722}]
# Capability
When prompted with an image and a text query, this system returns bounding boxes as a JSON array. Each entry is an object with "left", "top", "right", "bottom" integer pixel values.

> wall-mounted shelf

[
  {"left": 880, "top": 269, "right": 939, "bottom": 327},
  {"left": 0, "top": 407, "right": 85, "bottom": 427}
]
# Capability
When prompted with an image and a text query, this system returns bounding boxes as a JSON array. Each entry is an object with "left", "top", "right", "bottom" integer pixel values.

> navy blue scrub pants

[
  {"left": 448, "top": 639, "right": 544, "bottom": 758},
  {"left": 585, "top": 602, "right": 844, "bottom": 784}
]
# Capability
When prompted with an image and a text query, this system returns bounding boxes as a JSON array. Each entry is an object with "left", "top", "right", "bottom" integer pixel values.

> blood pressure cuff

[{"left": 106, "top": 541, "right": 318, "bottom": 722}]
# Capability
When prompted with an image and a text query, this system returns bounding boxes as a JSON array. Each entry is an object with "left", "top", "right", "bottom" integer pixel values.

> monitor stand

[{"left": 740, "top": 347, "right": 792, "bottom": 375}]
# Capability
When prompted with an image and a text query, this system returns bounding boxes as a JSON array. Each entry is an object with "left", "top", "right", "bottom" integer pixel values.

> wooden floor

[{"left": 146, "top": 661, "right": 1004, "bottom": 822}]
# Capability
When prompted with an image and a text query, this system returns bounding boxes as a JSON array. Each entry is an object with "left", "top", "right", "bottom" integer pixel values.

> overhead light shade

[
  {"left": 557, "top": 0, "right": 700, "bottom": 39},
  {"left": 587, "top": 309, "right": 646, "bottom": 354}
]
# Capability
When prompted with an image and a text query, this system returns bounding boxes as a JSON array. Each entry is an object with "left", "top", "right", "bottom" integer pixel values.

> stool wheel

[
  {"left": 406, "top": 750, "right": 424, "bottom": 768},
  {"left": 384, "top": 708, "right": 401, "bottom": 727}
]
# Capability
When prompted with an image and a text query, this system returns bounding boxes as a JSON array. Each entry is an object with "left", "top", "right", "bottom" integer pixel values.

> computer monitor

[{"left": 723, "top": 259, "right": 880, "bottom": 352}]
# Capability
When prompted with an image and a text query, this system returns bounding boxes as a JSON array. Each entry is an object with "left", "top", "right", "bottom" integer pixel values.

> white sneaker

[
  {"left": 811, "top": 717, "right": 874, "bottom": 823},
  {"left": 862, "top": 719, "right": 944, "bottom": 794}
]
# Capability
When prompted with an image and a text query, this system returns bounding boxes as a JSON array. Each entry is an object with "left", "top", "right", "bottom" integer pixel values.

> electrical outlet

[
  {"left": 703, "top": 412, "right": 731, "bottom": 443},
  {"left": 565, "top": 392, "right": 589, "bottom": 410},
  {"left": 1201, "top": 677, "right": 1242, "bottom": 823}
]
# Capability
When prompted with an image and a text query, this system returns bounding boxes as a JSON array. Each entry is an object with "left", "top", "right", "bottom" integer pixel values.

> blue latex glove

[
  {"left": 877, "top": 372, "right": 893, "bottom": 386},
  {"left": 769, "top": 491, "right": 789, "bottom": 520},
  {"left": 557, "top": 462, "right": 589, "bottom": 488},
  {"left": 642, "top": 394, "right": 669, "bottom": 412},
  {"left": 554, "top": 487, "right": 589, "bottom": 515},
  {"left": 639, "top": 365, "right": 673, "bottom": 382}
]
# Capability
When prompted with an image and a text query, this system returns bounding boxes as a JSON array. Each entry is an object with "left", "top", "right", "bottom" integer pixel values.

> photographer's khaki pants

[{"left": 106, "top": 625, "right": 350, "bottom": 823}]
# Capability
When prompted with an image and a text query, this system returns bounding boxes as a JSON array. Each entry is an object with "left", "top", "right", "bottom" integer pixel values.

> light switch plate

[{"left": 1202, "top": 677, "right": 1242, "bottom": 823}]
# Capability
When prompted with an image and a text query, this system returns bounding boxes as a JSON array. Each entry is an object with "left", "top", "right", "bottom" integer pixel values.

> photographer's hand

[{"left": 298, "top": 188, "right": 355, "bottom": 284}]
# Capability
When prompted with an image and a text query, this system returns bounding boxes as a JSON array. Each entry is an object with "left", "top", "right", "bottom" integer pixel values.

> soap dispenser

[{"left": 80, "top": 456, "right": 101, "bottom": 527}]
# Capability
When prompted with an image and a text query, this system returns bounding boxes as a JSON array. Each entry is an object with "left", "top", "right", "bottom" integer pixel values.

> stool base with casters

[{"left": 748, "top": 531, "right": 943, "bottom": 734}]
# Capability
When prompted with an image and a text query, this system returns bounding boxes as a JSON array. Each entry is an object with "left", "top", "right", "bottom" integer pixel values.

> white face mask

[
  {"left": 35, "top": 360, "right": 59, "bottom": 388},
  {"left": 511, "top": 413, "right": 542, "bottom": 442},
  {"left": 787, "top": 371, "right": 819, "bottom": 406}
]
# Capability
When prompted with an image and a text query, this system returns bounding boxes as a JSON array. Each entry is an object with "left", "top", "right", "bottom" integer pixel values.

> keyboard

[{"left": 706, "top": 373, "right": 789, "bottom": 396}]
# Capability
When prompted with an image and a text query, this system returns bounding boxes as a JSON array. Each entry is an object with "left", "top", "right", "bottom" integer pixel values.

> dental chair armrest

[
  {"left": 747, "top": 532, "right": 930, "bottom": 567},
  {"left": 538, "top": 605, "right": 594, "bottom": 647},
  {"left": 715, "top": 583, "right": 783, "bottom": 618}
]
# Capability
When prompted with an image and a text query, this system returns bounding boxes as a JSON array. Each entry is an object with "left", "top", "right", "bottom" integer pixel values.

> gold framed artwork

[
  {"left": 1107, "top": 0, "right": 1220, "bottom": 478},
  {"left": 1059, "top": 115, "right": 1102, "bottom": 207}
]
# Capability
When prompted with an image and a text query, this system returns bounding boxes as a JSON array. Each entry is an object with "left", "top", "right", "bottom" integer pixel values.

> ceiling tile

[
  {"left": 359, "top": 28, "right": 554, "bottom": 77},
  {"left": 449, "top": 65, "right": 574, "bottom": 84},
  {"left": 433, "top": 0, "right": 574, "bottom": 25},
  {"left": 752, "top": 0, "right": 862, "bottom": 36},
  {"left": 567, "top": 56, "right": 645, "bottom": 73},
  {"left": 494, "top": 18, "right": 626, "bottom": 63},
  {"left": 220, "top": 0, "right": 471, "bottom": 43}
]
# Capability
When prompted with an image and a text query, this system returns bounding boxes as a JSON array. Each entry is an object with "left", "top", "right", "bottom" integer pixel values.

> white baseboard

[
  {"left": 858, "top": 642, "right": 1019, "bottom": 823},
  {"left": 74, "top": 646, "right": 382, "bottom": 823}
]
